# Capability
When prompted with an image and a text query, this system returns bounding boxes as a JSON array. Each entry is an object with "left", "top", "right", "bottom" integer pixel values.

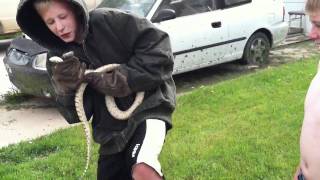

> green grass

[
  {"left": 1, "top": 57, "right": 319, "bottom": 179},
  {"left": 0, "top": 32, "right": 21, "bottom": 40},
  {"left": 0, "top": 89, "right": 32, "bottom": 106},
  {"left": 0, "top": 126, "right": 99, "bottom": 179}
]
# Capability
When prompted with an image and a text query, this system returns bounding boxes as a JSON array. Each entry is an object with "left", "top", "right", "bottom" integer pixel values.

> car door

[
  {"left": 216, "top": 0, "right": 254, "bottom": 61},
  {"left": 151, "top": 0, "right": 229, "bottom": 74}
]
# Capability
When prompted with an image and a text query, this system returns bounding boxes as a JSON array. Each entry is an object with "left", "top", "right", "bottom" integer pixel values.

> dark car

[
  {"left": 3, "top": 0, "right": 288, "bottom": 98},
  {"left": 3, "top": 36, "right": 53, "bottom": 97}
]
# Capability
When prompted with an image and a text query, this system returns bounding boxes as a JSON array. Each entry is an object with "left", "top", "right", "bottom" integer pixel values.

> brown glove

[
  {"left": 51, "top": 52, "right": 86, "bottom": 95},
  {"left": 84, "top": 67, "right": 132, "bottom": 97}
]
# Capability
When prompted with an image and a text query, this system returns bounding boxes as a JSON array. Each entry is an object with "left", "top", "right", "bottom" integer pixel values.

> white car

[
  {"left": 0, "top": 0, "right": 20, "bottom": 35},
  {"left": 101, "top": 0, "right": 288, "bottom": 74},
  {"left": 4, "top": 0, "right": 289, "bottom": 97}
]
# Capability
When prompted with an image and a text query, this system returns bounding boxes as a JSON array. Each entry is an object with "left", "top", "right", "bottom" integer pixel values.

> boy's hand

[
  {"left": 84, "top": 67, "right": 132, "bottom": 97},
  {"left": 50, "top": 53, "right": 86, "bottom": 95}
]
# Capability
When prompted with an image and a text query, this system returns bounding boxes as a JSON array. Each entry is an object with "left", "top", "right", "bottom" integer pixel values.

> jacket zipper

[
  {"left": 81, "top": 40, "right": 96, "bottom": 68},
  {"left": 82, "top": 40, "right": 90, "bottom": 61}
]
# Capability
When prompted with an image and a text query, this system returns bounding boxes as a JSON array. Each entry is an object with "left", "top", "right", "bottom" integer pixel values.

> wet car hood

[{"left": 9, "top": 37, "right": 48, "bottom": 56}]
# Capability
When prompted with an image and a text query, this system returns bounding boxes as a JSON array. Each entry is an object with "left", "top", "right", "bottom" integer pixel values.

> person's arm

[
  {"left": 46, "top": 52, "right": 93, "bottom": 124},
  {"left": 298, "top": 63, "right": 320, "bottom": 179},
  {"left": 116, "top": 14, "right": 174, "bottom": 92},
  {"left": 86, "top": 9, "right": 174, "bottom": 96}
]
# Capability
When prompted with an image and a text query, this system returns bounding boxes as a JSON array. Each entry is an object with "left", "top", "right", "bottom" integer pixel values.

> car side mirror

[{"left": 152, "top": 9, "right": 176, "bottom": 23}]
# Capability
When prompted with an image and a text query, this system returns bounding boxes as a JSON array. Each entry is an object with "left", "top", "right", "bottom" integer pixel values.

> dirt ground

[
  {"left": 1, "top": 38, "right": 319, "bottom": 149},
  {"left": 0, "top": 97, "right": 68, "bottom": 148}
]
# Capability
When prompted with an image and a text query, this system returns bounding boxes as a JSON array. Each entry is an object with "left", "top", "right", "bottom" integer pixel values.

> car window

[
  {"left": 223, "top": 0, "right": 251, "bottom": 8},
  {"left": 153, "top": 0, "right": 214, "bottom": 20},
  {"left": 98, "top": 0, "right": 156, "bottom": 17},
  {"left": 173, "top": 0, "right": 212, "bottom": 17}
]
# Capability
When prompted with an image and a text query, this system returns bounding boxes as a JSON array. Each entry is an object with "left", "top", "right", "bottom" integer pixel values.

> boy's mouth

[{"left": 60, "top": 32, "right": 71, "bottom": 39}]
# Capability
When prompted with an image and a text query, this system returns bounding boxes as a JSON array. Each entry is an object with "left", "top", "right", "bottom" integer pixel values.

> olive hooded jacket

[{"left": 16, "top": 0, "right": 176, "bottom": 155}]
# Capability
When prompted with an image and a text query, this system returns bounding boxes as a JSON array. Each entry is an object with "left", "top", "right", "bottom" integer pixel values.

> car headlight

[
  {"left": 7, "top": 48, "right": 31, "bottom": 66},
  {"left": 32, "top": 53, "right": 47, "bottom": 71}
]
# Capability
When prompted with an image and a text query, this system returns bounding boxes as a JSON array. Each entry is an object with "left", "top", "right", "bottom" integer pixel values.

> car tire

[{"left": 242, "top": 32, "right": 271, "bottom": 66}]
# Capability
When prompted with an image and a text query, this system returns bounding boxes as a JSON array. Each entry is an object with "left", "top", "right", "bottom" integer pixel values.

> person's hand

[
  {"left": 293, "top": 166, "right": 300, "bottom": 180},
  {"left": 84, "top": 67, "right": 132, "bottom": 97},
  {"left": 50, "top": 52, "right": 86, "bottom": 95},
  {"left": 293, "top": 165, "right": 305, "bottom": 180}
]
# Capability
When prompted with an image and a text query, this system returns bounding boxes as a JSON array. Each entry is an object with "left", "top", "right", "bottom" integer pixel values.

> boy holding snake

[{"left": 16, "top": 0, "right": 176, "bottom": 179}]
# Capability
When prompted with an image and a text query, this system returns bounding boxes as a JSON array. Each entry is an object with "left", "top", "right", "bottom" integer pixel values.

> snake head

[
  {"left": 49, "top": 56, "right": 63, "bottom": 63},
  {"left": 62, "top": 51, "right": 75, "bottom": 59}
]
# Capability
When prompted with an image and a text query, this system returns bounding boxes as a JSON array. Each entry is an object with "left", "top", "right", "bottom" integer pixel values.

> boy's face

[
  {"left": 309, "top": 11, "right": 320, "bottom": 49},
  {"left": 37, "top": 0, "right": 78, "bottom": 43}
]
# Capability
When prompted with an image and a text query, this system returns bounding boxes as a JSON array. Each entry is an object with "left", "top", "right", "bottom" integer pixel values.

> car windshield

[{"left": 98, "top": 0, "right": 157, "bottom": 17}]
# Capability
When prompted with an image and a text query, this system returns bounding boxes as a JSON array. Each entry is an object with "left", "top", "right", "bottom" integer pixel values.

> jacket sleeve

[
  {"left": 46, "top": 52, "right": 93, "bottom": 124},
  {"left": 102, "top": 9, "right": 174, "bottom": 93}
]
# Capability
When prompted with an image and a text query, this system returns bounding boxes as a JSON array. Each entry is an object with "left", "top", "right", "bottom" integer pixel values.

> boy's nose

[{"left": 56, "top": 21, "right": 65, "bottom": 32}]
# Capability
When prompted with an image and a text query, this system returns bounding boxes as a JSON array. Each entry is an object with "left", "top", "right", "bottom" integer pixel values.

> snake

[{"left": 49, "top": 54, "right": 144, "bottom": 178}]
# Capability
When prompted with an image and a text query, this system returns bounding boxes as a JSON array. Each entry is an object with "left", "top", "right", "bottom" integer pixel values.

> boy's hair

[
  {"left": 34, "top": 0, "right": 78, "bottom": 16},
  {"left": 306, "top": 0, "right": 320, "bottom": 14},
  {"left": 34, "top": 0, "right": 52, "bottom": 13}
]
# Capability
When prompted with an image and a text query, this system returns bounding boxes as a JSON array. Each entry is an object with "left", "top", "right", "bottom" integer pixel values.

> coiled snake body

[{"left": 49, "top": 55, "right": 144, "bottom": 178}]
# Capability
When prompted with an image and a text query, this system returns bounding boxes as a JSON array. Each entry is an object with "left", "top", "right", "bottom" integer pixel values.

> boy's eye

[
  {"left": 59, "top": 14, "right": 67, "bottom": 19},
  {"left": 46, "top": 20, "right": 54, "bottom": 25}
]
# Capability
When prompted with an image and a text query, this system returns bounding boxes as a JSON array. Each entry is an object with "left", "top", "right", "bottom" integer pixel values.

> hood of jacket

[{"left": 16, "top": 0, "right": 90, "bottom": 51}]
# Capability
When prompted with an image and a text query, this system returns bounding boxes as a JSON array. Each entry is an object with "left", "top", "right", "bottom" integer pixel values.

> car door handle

[{"left": 211, "top": 22, "right": 221, "bottom": 28}]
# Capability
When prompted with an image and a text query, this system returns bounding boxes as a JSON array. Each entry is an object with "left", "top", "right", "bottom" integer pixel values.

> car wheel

[{"left": 242, "top": 32, "right": 271, "bottom": 65}]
